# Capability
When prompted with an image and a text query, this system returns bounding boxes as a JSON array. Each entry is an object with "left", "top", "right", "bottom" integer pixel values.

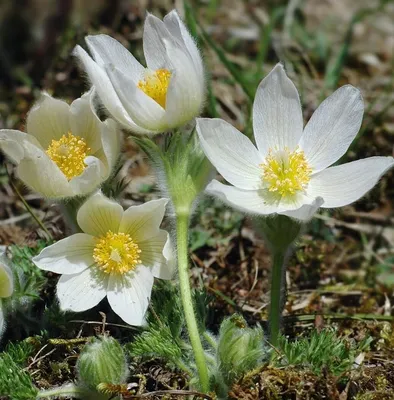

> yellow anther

[
  {"left": 46, "top": 132, "right": 90, "bottom": 180},
  {"left": 137, "top": 68, "right": 172, "bottom": 108},
  {"left": 93, "top": 231, "right": 142, "bottom": 275},
  {"left": 261, "top": 147, "right": 312, "bottom": 197}
]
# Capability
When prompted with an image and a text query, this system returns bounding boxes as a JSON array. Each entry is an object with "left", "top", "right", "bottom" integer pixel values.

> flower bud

[
  {"left": 77, "top": 336, "right": 128, "bottom": 391},
  {"left": 217, "top": 314, "right": 266, "bottom": 385},
  {"left": 0, "top": 252, "right": 13, "bottom": 299},
  {"left": 0, "top": 252, "right": 14, "bottom": 338}
]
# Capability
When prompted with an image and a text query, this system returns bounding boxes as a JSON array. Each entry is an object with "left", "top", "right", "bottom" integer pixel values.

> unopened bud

[
  {"left": 217, "top": 315, "right": 266, "bottom": 385},
  {"left": 0, "top": 252, "right": 13, "bottom": 298},
  {"left": 77, "top": 336, "right": 128, "bottom": 391}
]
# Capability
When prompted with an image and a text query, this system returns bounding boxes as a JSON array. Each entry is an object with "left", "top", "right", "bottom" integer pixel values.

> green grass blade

[
  {"left": 324, "top": 0, "right": 391, "bottom": 92},
  {"left": 184, "top": 1, "right": 254, "bottom": 101},
  {"left": 255, "top": 7, "right": 285, "bottom": 82}
]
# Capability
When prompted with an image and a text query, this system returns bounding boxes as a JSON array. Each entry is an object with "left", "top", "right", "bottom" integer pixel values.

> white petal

[
  {"left": 299, "top": 85, "right": 364, "bottom": 172},
  {"left": 307, "top": 156, "right": 394, "bottom": 208},
  {"left": 15, "top": 143, "right": 73, "bottom": 198},
  {"left": 196, "top": 118, "right": 263, "bottom": 190},
  {"left": 138, "top": 229, "right": 167, "bottom": 271},
  {"left": 0, "top": 258, "right": 13, "bottom": 298},
  {"left": 279, "top": 197, "right": 323, "bottom": 221},
  {"left": 85, "top": 34, "right": 144, "bottom": 83},
  {"left": 152, "top": 231, "right": 175, "bottom": 280},
  {"left": 69, "top": 89, "right": 102, "bottom": 153},
  {"left": 0, "top": 129, "right": 43, "bottom": 163},
  {"left": 206, "top": 179, "right": 318, "bottom": 217},
  {"left": 99, "top": 118, "right": 121, "bottom": 172},
  {"left": 163, "top": 10, "right": 204, "bottom": 81},
  {"left": 143, "top": 13, "right": 173, "bottom": 70},
  {"left": 1, "top": 131, "right": 73, "bottom": 199},
  {"left": 69, "top": 156, "right": 107, "bottom": 196},
  {"left": 253, "top": 64, "right": 303, "bottom": 157},
  {"left": 57, "top": 267, "right": 108, "bottom": 312},
  {"left": 73, "top": 46, "right": 149, "bottom": 134},
  {"left": 206, "top": 180, "right": 279, "bottom": 215},
  {"left": 106, "top": 65, "right": 166, "bottom": 132},
  {"left": 33, "top": 234, "right": 96, "bottom": 275},
  {"left": 119, "top": 198, "right": 168, "bottom": 242},
  {"left": 26, "top": 93, "right": 70, "bottom": 149},
  {"left": 77, "top": 191, "right": 123, "bottom": 236},
  {"left": 164, "top": 41, "right": 203, "bottom": 128},
  {"left": 107, "top": 266, "right": 154, "bottom": 326}
]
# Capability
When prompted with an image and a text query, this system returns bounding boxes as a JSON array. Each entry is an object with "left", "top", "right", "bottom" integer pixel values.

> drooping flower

[
  {"left": 74, "top": 10, "right": 205, "bottom": 134},
  {"left": 0, "top": 252, "right": 14, "bottom": 335},
  {"left": 0, "top": 89, "right": 120, "bottom": 199},
  {"left": 197, "top": 63, "right": 394, "bottom": 221},
  {"left": 33, "top": 192, "right": 174, "bottom": 325}
]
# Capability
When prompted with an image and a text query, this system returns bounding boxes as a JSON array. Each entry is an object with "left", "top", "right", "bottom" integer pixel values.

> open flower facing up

[
  {"left": 74, "top": 10, "right": 205, "bottom": 134},
  {"left": 197, "top": 64, "right": 394, "bottom": 221},
  {"left": 33, "top": 192, "right": 174, "bottom": 325},
  {"left": 0, "top": 252, "right": 14, "bottom": 335},
  {"left": 0, "top": 89, "right": 120, "bottom": 199}
]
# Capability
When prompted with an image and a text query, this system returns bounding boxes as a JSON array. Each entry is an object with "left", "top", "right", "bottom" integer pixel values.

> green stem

[
  {"left": 269, "top": 251, "right": 287, "bottom": 349},
  {"left": 176, "top": 212, "right": 209, "bottom": 392},
  {"left": 60, "top": 200, "right": 83, "bottom": 234},
  {"left": 7, "top": 171, "right": 52, "bottom": 239},
  {"left": 36, "top": 384, "right": 89, "bottom": 399}
]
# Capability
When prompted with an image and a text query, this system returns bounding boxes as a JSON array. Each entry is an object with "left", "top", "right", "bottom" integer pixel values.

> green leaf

[
  {"left": 324, "top": 0, "right": 391, "bottom": 91},
  {"left": 0, "top": 353, "right": 38, "bottom": 399},
  {"left": 184, "top": 1, "right": 254, "bottom": 101}
]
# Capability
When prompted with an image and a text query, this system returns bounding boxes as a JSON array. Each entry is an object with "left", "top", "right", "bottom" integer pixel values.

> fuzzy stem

[
  {"left": 59, "top": 202, "right": 81, "bottom": 234},
  {"left": 8, "top": 174, "right": 52, "bottom": 239},
  {"left": 36, "top": 384, "right": 89, "bottom": 399},
  {"left": 269, "top": 250, "right": 287, "bottom": 349},
  {"left": 176, "top": 211, "right": 209, "bottom": 392}
]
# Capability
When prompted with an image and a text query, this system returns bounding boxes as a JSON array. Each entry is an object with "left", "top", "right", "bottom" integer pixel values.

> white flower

[
  {"left": 0, "top": 252, "right": 13, "bottom": 335},
  {"left": 73, "top": 10, "right": 205, "bottom": 134},
  {"left": 196, "top": 63, "right": 394, "bottom": 221},
  {"left": 0, "top": 89, "right": 121, "bottom": 199},
  {"left": 33, "top": 192, "right": 174, "bottom": 325}
]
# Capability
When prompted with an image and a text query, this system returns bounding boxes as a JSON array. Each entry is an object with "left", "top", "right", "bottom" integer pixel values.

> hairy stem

[
  {"left": 36, "top": 384, "right": 89, "bottom": 399},
  {"left": 176, "top": 212, "right": 209, "bottom": 392},
  {"left": 7, "top": 172, "right": 52, "bottom": 239},
  {"left": 269, "top": 251, "right": 287, "bottom": 349},
  {"left": 59, "top": 201, "right": 82, "bottom": 234}
]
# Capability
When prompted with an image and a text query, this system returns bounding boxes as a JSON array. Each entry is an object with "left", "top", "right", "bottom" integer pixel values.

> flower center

[
  {"left": 261, "top": 147, "right": 312, "bottom": 197},
  {"left": 46, "top": 132, "right": 90, "bottom": 181},
  {"left": 137, "top": 68, "right": 172, "bottom": 108},
  {"left": 93, "top": 231, "right": 142, "bottom": 275}
]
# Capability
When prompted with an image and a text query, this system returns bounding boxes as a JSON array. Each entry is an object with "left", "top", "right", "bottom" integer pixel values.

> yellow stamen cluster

[
  {"left": 261, "top": 147, "right": 312, "bottom": 197},
  {"left": 93, "top": 231, "right": 142, "bottom": 275},
  {"left": 46, "top": 132, "right": 90, "bottom": 180},
  {"left": 137, "top": 69, "right": 172, "bottom": 108}
]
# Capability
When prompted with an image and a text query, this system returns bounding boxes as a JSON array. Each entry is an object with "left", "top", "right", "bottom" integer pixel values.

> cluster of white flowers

[{"left": 0, "top": 9, "right": 392, "bottom": 327}]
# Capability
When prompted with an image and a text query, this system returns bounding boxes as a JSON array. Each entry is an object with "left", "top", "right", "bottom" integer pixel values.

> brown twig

[{"left": 69, "top": 320, "right": 139, "bottom": 330}]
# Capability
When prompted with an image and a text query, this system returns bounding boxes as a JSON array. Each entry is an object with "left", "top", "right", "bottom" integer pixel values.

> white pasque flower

[
  {"left": 0, "top": 89, "right": 120, "bottom": 199},
  {"left": 73, "top": 10, "right": 205, "bottom": 134},
  {"left": 33, "top": 192, "right": 174, "bottom": 325},
  {"left": 0, "top": 252, "right": 14, "bottom": 335},
  {"left": 197, "top": 63, "right": 394, "bottom": 221}
]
